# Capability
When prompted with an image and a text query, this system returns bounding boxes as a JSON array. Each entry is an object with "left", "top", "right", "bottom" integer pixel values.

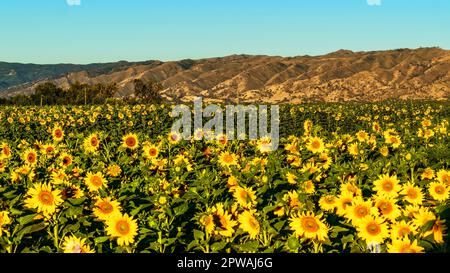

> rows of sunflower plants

[{"left": 0, "top": 102, "right": 449, "bottom": 253}]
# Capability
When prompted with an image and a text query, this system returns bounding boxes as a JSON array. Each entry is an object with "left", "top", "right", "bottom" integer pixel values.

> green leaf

[
  {"left": 17, "top": 214, "right": 38, "bottom": 226},
  {"left": 211, "top": 241, "right": 227, "bottom": 252},
  {"left": 94, "top": 236, "right": 110, "bottom": 244},
  {"left": 193, "top": 229, "right": 204, "bottom": 241}
]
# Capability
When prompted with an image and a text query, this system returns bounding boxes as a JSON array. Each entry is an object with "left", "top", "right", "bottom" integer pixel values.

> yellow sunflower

[
  {"left": 52, "top": 126, "right": 64, "bottom": 142},
  {"left": 238, "top": 210, "right": 260, "bottom": 239},
  {"left": 233, "top": 186, "right": 257, "bottom": 209},
  {"left": 122, "top": 133, "right": 139, "bottom": 150},
  {"left": 60, "top": 153, "right": 73, "bottom": 168},
  {"left": 411, "top": 207, "right": 436, "bottom": 229},
  {"left": 0, "top": 211, "right": 11, "bottom": 236},
  {"left": 375, "top": 197, "right": 401, "bottom": 221},
  {"left": 218, "top": 151, "right": 238, "bottom": 167},
  {"left": 319, "top": 195, "right": 337, "bottom": 212},
  {"left": 420, "top": 168, "right": 435, "bottom": 180},
  {"left": 428, "top": 182, "right": 449, "bottom": 202},
  {"left": 306, "top": 136, "right": 325, "bottom": 154},
  {"left": 106, "top": 214, "right": 138, "bottom": 246},
  {"left": 143, "top": 145, "right": 159, "bottom": 159},
  {"left": 289, "top": 211, "right": 329, "bottom": 241},
  {"left": 84, "top": 172, "right": 107, "bottom": 192},
  {"left": 336, "top": 192, "right": 355, "bottom": 216},
  {"left": 286, "top": 172, "right": 298, "bottom": 185},
  {"left": 0, "top": 143, "right": 12, "bottom": 159},
  {"left": 168, "top": 132, "right": 181, "bottom": 144},
  {"left": 93, "top": 197, "right": 122, "bottom": 221},
  {"left": 373, "top": 174, "right": 401, "bottom": 198},
  {"left": 201, "top": 203, "right": 237, "bottom": 237},
  {"left": 106, "top": 164, "right": 122, "bottom": 177},
  {"left": 387, "top": 238, "right": 424, "bottom": 253},
  {"left": 22, "top": 148, "right": 38, "bottom": 165},
  {"left": 356, "top": 216, "right": 389, "bottom": 245},
  {"left": 436, "top": 169, "right": 450, "bottom": 186},
  {"left": 62, "top": 235, "right": 94, "bottom": 253},
  {"left": 24, "top": 183, "right": 63, "bottom": 216},
  {"left": 400, "top": 183, "right": 424, "bottom": 205},
  {"left": 390, "top": 220, "right": 417, "bottom": 240},
  {"left": 83, "top": 133, "right": 100, "bottom": 153},
  {"left": 345, "top": 199, "right": 376, "bottom": 225},
  {"left": 424, "top": 218, "right": 447, "bottom": 244}
]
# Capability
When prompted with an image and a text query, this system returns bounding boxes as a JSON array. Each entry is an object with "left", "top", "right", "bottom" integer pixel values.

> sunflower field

[{"left": 0, "top": 102, "right": 449, "bottom": 253}]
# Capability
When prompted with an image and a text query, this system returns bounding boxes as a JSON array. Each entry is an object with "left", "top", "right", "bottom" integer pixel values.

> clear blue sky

[{"left": 0, "top": 0, "right": 449, "bottom": 64}]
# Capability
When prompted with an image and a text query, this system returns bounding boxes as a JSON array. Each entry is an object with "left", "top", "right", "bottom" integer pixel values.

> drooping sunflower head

[{"left": 122, "top": 133, "right": 139, "bottom": 150}]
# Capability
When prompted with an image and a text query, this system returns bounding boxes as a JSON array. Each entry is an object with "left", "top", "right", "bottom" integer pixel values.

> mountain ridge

[{"left": 1, "top": 47, "right": 449, "bottom": 103}]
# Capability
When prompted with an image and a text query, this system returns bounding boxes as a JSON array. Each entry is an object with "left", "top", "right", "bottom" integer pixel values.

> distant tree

[{"left": 133, "top": 79, "right": 163, "bottom": 103}]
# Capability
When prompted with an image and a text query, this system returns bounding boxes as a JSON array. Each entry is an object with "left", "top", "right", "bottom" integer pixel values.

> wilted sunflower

[
  {"left": 106, "top": 214, "right": 138, "bottom": 247},
  {"left": 84, "top": 172, "right": 107, "bottom": 192},
  {"left": 93, "top": 197, "right": 122, "bottom": 221},
  {"left": 62, "top": 235, "right": 94, "bottom": 253},
  {"left": 122, "top": 133, "right": 139, "bottom": 150},
  {"left": 24, "top": 183, "right": 63, "bottom": 216},
  {"left": 289, "top": 211, "right": 329, "bottom": 241},
  {"left": 238, "top": 210, "right": 260, "bottom": 239}
]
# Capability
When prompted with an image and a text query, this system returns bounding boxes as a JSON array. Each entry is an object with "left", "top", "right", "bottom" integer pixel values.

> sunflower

[
  {"left": 42, "top": 144, "right": 56, "bottom": 156},
  {"left": 387, "top": 238, "right": 424, "bottom": 253},
  {"left": 356, "top": 130, "right": 369, "bottom": 142},
  {"left": 373, "top": 174, "right": 401, "bottom": 198},
  {"left": 285, "top": 172, "right": 297, "bottom": 185},
  {"left": 336, "top": 192, "right": 355, "bottom": 216},
  {"left": 375, "top": 197, "right": 401, "bottom": 221},
  {"left": 428, "top": 182, "right": 449, "bottom": 202},
  {"left": 340, "top": 182, "right": 362, "bottom": 197},
  {"left": 106, "top": 214, "right": 138, "bottom": 246},
  {"left": 84, "top": 172, "right": 107, "bottom": 192},
  {"left": 201, "top": 203, "right": 237, "bottom": 237},
  {"left": 22, "top": 148, "right": 38, "bottom": 165},
  {"left": 227, "top": 175, "right": 238, "bottom": 190},
  {"left": 233, "top": 186, "right": 257, "bottom": 209},
  {"left": 93, "top": 197, "right": 122, "bottom": 221},
  {"left": 284, "top": 190, "right": 301, "bottom": 209},
  {"left": 390, "top": 220, "right": 417, "bottom": 240},
  {"left": 122, "top": 133, "right": 139, "bottom": 150},
  {"left": 52, "top": 126, "right": 64, "bottom": 142},
  {"left": 60, "top": 153, "right": 73, "bottom": 168},
  {"left": 348, "top": 143, "right": 359, "bottom": 157},
  {"left": 356, "top": 216, "right": 389, "bottom": 245},
  {"left": 401, "top": 183, "right": 424, "bottom": 205},
  {"left": 24, "top": 183, "right": 63, "bottom": 216},
  {"left": 106, "top": 164, "right": 122, "bottom": 177},
  {"left": 83, "top": 133, "right": 100, "bottom": 153},
  {"left": 424, "top": 218, "right": 447, "bottom": 244},
  {"left": 0, "top": 211, "right": 11, "bottom": 236},
  {"left": 289, "top": 211, "right": 329, "bottom": 241},
  {"left": 345, "top": 199, "right": 376, "bottom": 225},
  {"left": 218, "top": 151, "right": 238, "bottom": 167},
  {"left": 319, "top": 195, "right": 337, "bottom": 212},
  {"left": 411, "top": 207, "right": 436, "bottom": 229},
  {"left": 143, "top": 145, "right": 159, "bottom": 159},
  {"left": 436, "top": 169, "right": 450, "bottom": 186},
  {"left": 379, "top": 146, "right": 389, "bottom": 157},
  {"left": 62, "top": 235, "right": 94, "bottom": 253},
  {"left": 61, "top": 184, "right": 84, "bottom": 200},
  {"left": 420, "top": 168, "right": 435, "bottom": 180},
  {"left": 238, "top": 210, "right": 260, "bottom": 239},
  {"left": 303, "top": 180, "right": 315, "bottom": 194},
  {"left": 306, "top": 137, "right": 325, "bottom": 154},
  {"left": 0, "top": 143, "right": 12, "bottom": 159},
  {"left": 168, "top": 132, "right": 181, "bottom": 144}
]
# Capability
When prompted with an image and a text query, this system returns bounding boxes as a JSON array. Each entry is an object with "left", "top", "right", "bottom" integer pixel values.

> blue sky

[{"left": 0, "top": 0, "right": 449, "bottom": 64}]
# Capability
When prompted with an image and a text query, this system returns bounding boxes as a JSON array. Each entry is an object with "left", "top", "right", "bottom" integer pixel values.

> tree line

[{"left": 0, "top": 79, "right": 163, "bottom": 106}]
